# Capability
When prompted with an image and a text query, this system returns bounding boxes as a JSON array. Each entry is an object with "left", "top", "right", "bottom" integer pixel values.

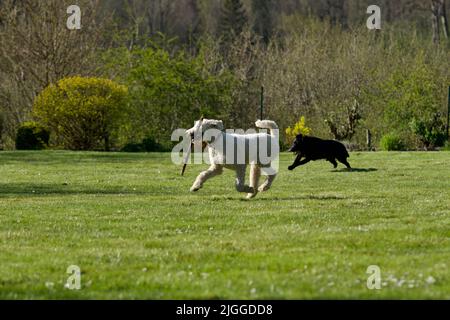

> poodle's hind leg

[
  {"left": 235, "top": 165, "right": 254, "bottom": 194},
  {"left": 190, "top": 165, "right": 223, "bottom": 192},
  {"left": 246, "top": 165, "right": 261, "bottom": 199},
  {"left": 258, "top": 174, "right": 276, "bottom": 192}
]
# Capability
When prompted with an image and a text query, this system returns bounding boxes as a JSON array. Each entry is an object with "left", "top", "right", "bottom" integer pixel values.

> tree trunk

[
  {"left": 104, "top": 133, "right": 110, "bottom": 152},
  {"left": 431, "top": 0, "right": 441, "bottom": 43},
  {"left": 431, "top": 0, "right": 449, "bottom": 42},
  {"left": 440, "top": 0, "right": 449, "bottom": 39}
]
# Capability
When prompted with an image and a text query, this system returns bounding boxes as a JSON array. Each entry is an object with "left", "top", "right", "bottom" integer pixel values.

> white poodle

[{"left": 185, "top": 119, "right": 279, "bottom": 199}]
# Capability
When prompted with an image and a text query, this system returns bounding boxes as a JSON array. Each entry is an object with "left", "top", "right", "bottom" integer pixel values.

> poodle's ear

[
  {"left": 210, "top": 120, "right": 224, "bottom": 131},
  {"left": 203, "top": 120, "right": 223, "bottom": 143}
]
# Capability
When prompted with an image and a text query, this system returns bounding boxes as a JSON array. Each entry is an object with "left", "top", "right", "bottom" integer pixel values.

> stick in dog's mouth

[
  {"left": 181, "top": 138, "right": 193, "bottom": 176},
  {"left": 181, "top": 117, "right": 203, "bottom": 176}
]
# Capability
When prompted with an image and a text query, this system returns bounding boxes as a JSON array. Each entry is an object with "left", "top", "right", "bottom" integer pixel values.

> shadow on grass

[
  {"left": 237, "top": 194, "right": 347, "bottom": 201},
  {"left": 0, "top": 183, "right": 151, "bottom": 196},
  {"left": 332, "top": 168, "right": 378, "bottom": 173},
  {"left": 0, "top": 151, "right": 169, "bottom": 165}
]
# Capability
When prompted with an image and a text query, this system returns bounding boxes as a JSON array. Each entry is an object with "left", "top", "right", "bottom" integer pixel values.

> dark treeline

[
  {"left": 102, "top": 0, "right": 445, "bottom": 44},
  {"left": 0, "top": 0, "right": 449, "bottom": 151}
]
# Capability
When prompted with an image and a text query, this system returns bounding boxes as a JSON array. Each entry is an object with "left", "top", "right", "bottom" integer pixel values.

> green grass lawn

[{"left": 0, "top": 151, "right": 449, "bottom": 299}]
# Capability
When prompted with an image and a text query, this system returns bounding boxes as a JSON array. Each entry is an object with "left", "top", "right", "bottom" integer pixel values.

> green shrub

[
  {"left": 410, "top": 114, "right": 446, "bottom": 150},
  {"left": 121, "top": 142, "right": 144, "bottom": 153},
  {"left": 141, "top": 137, "right": 166, "bottom": 152},
  {"left": 103, "top": 46, "right": 234, "bottom": 146},
  {"left": 442, "top": 141, "right": 450, "bottom": 151},
  {"left": 121, "top": 136, "right": 166, "bottom": 153},
  {"left": 379, "top": 54, "right": 445, "bottom": 149},
  {"left": 33, "top": 77, "right": 128, "bottom": 151},
  {"left": 380, "top": 133, "right": 405, "bottom": 151},
  {"left": 15, "top": 121, "right": 50, "bottom": 150}
]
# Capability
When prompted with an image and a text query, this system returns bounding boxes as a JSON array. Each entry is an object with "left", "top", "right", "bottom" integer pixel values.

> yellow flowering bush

[
  {"left": 33, "top": 76, "right": 128, "bottom": 150},
  {"left": 285, "top": 116, "right": 311, "bottom": 144}
]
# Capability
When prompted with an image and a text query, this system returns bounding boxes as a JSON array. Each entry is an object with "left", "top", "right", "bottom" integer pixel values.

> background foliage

[{"left": 0, "top": 0, "right": 449, "bottom": 151}]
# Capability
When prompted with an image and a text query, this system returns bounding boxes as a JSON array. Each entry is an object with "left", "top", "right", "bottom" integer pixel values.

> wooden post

[
  {"left": 366, "top": 129, "right": 372, "bottom": 151},
  {"left": 260, "top": 86, "right": 264, "bottom": 120},
  {"left": 440, "top": 0, "right": 449, "bottom": 39},
  {"left": 446, "top": 86, "right": 450, "bottom": 141}
]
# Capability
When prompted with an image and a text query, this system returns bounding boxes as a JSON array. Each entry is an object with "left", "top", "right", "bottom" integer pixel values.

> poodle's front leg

[
  {"left": 190, "top": 165, "right": 223, "bottom": 192},
  {"left": 246, "top": 165, "right": 261, "bottom": 199}
]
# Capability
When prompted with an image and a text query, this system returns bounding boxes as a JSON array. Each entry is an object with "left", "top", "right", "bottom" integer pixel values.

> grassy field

[{"left": 0, "top": 151, "right": 449, "bottom": 299}]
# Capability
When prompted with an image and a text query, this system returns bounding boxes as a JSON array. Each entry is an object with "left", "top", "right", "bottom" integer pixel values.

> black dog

[{"left": 288, "top": 134, "right": 351, "bottom": 170}]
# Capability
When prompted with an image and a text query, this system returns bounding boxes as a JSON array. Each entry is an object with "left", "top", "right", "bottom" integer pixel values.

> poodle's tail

[{"left": 255, "top": 120, "right": 279, "bottom": 137}]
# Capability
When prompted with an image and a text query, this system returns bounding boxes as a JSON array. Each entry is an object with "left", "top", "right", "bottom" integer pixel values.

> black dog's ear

[{"left": 296, "top": 134, "right": 304, "bottom": 141}]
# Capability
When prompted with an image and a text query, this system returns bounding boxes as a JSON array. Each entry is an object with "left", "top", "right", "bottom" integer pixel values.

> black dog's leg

[
  {"left": 288, "top": 154, "right": 302, "bottom": 171},
  {"left": 328, "top": 158, "right": 338, "bottom": 168},
  {"left": 288, "top": 156, "right": 311, "bottom": 171},
  {"left": 338, "top": 157, "right": 352, "bottom": 169}
]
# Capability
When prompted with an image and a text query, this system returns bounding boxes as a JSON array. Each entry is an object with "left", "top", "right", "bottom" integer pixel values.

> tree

[
  {"left": 218, "top": 0, "right": 248, "bottom": 48},
  {"left": 324, "top": 101, "right": 362, "bottom": 141},
  {"left": 109, "top": 0, "right": 202, "bottom": 48},
  {"left": 109, "top": 46, "right": 235, "bottom": 146},
  {"left": 325, "top": 0, "right": 348, "bottom": 27},
  {"left": 251, "top": 0, "right": 274, "bottom": 45},
  {"left": 0, "top": 0, "right": 111, "bottom": 147}
]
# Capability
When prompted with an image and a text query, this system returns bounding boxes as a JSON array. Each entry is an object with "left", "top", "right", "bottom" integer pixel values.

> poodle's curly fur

[{"left": 186, "top": 119, "right": 279, "bottom": 199}]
